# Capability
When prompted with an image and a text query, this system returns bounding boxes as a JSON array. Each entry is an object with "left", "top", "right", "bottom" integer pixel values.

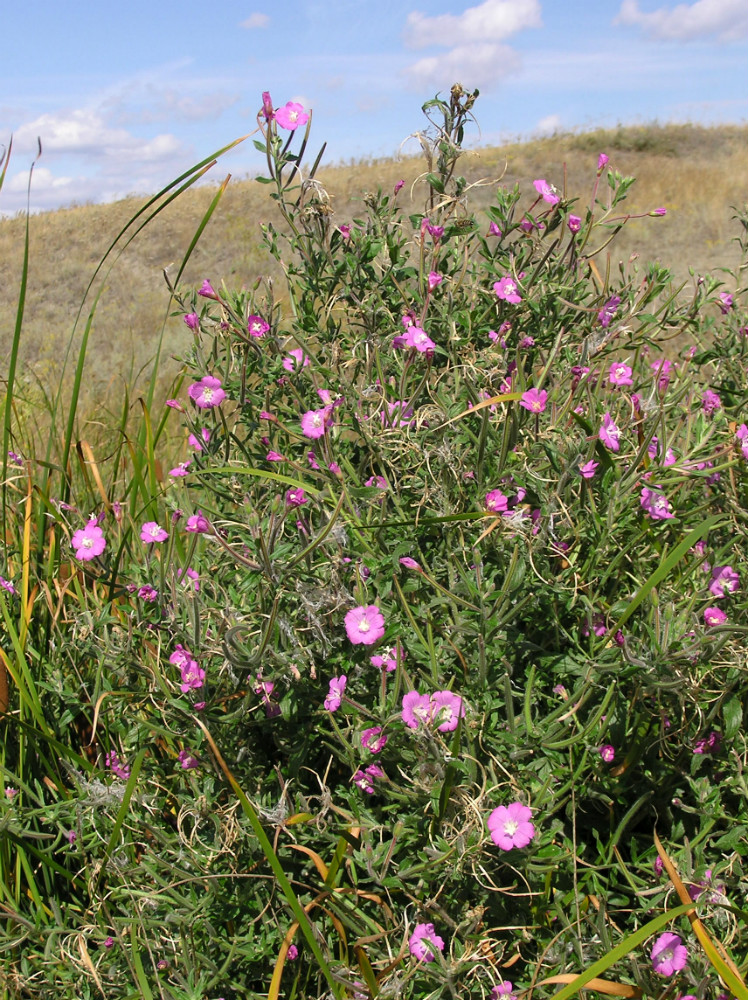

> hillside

[{"left": 1, "top": 122, "right": 746, "bottom": 409}]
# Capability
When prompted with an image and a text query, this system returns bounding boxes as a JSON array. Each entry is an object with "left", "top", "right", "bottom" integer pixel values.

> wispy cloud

[
  {"left": 404, "top": 0, "right": 541, "bottom": 48},
  {"left": 402, "top": 0, "right": 541, "bottom": 90},
  {"left": 615, "top": 0, "right": 748, "bottom": 42},
  {"left": 240, "top": 12, "right": 270, "bottom": 29}
]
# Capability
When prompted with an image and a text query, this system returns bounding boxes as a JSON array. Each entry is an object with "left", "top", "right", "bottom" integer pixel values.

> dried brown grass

[{"left": 1, "top": 122, "right": 745, "bottom": 409}]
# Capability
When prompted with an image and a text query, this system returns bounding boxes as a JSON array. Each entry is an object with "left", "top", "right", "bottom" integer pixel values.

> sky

[{"left": 1, "top": 0, "right": 746, "bottom": 215}]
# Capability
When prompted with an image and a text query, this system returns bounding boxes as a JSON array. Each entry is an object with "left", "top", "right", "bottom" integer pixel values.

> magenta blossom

[
  {"left": 408, "top": 922, "right": 445, "bottom": 962},
  {"left": 693, "top": 731, "right": 722, "bottom": 754},
  {"left": 401, "top": 690, "right": 432, "bottom": 729},
  {"left": 140, "top": 521, "right": 168, "bottom": 543},
  {"left": 568, "top": 214, "right": 582, "bottom": 233},
  {"left": 579, "top": 459, "right": 599, "bottom": 479},
  {"left": 485, "top": 489, "right": 509, "bottom": 513},
  {"left": 641, "top": 487, "right": 675, "bottom": 520},
  {"left": 494, "top": 275, "right": 522, "bottom": 304},
  {"left": 599, "top": 744, "right": 615, "bottom": 763},
  {"left": 198, "top": 279, "right": 218, "bottom": 299},
  {"left": 324, "top": 675, "right": 347, "bottom": 712},
  {"left": 274, "top": 101, "right": 309, "bottom": 131},
  {"left": 430, "top": 690, "right": 465, "bottom": 732},
  {"left": 597, "top": 152, "right": 609, "bottom": 171},
  {"left": 105, "top": 750, "right": 131, "bottom": 780},
  {"left": 704, "top": 606, "right": 727, "bottom": 626},
  {"left": 183, "top": 312, "right": 199, "bottom": 330},
  {"left": 491, "top": 982, "right": 516, "bottom": 1000},
  {"left": 399, "top": 556, "right": 421, "bottom": 571},
  {"left": 651, "top": 932, "right": 688, "bottom": 976},
  {"left": 520, "top": 388, "right": 547, "bottom": 413},
  {"left": 709, "top": 565, "right": 739, "bottom": 598},
  {"left": 533, "top": 178, "right": 560, "bottom": 205},
  {"left": 345, "top": 605, "right": 385, "bottom": 645},
  {"left": 178, "top": 749, "right": 199, "bottom": 770},
  {"left": 487, "top": 802, "right": 536, "bottom": 850},
  {"left": 247, "top": 315, "right": 270, "bottom": 338},
  {"left": 261, "top": 91, "right": 274, "bottom": 121},
  {"left": 283, "top": 348, "right": 310, "bottom": 372},
  {"left": 608, "top": 361, "right": 633, "bottom": 386},
  {"left": 285, "top": 488, "right": 308, "bottom": 507},
  {"left": 188, "top": 375, "right": 226, "bottom": 409},
  {"left": 353, "top": 763, "right": 384, "bottom": 795},
  {"left": 189, "top": 428, "right": 211, "bottom": 452},
  {"left": 428, "top": 271, "right": 442, "bottom": 291},
  {"left": 71, "top": 520, "right": 106, "bottom": 561},
  {"left": 300, "top": 407, "right": 332, "bottom": 440},
  {"left": 185, "top": 511, "right": 210, "bottom": 533},
  {"left": 169, "top": 461, "right": 191, "bottom": 478},
  {"left": 701, "top": 389, "right": 721, "bottom": 415},
  {"left": 371, "top": 643, "right": 403, "bottom": 672},
  {"left": 393, "top": 325, "right": 436, "bottom": 354},
  {"left": 718, "top": 292, "right": 733, "bottom": 313},
  {"left": 599, "top": 413, "right": 622, "bottom": 452},
  {"left": 361, "top": 727, "right": 387, "bottom": 753},
  {"left": 598, "top": 295, "right": 621, "bottom": 328},
  {"left": 488, "top": 221, "right": 502, "bottom": 236}
]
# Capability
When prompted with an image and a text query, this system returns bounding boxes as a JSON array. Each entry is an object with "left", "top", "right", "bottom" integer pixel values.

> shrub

[{"left": 1, "top": 86, "right": 747, "bottom": 1000}]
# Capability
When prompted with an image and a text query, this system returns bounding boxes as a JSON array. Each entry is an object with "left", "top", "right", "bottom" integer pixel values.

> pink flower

[
  {"left": 188, "top": 375, "right": 226, "bottom": 409},
  {"left": 283, "top": 348, "right": 310, "bottom": 372},
  {"left": 138, "top": 585, "right": 158, "bottom": 602},
  {"left": 266, "top": 451, "right": 285, "bottom": 462},
  {"left": 399, "top": 556, "right": 421, "bottom": 571},
  {"left": 651, "top": 358, "right": 672, "bottom": 390},
  {"left": 430, "top": 690, "right": 465, "bottom": 732},
  {"left": 300, "top": 407, "right": 331, "bottom": 439},
  {"left": 179, "top": 659, "right": 205, "bottom": 694},
  {"left": 651, "top": 932, "right": 688, "bottom": 976},
  {"left": 533, "top": 178, "right": 560, "bottom": 205},
  {"left": 408, "top": 922, "right": 445, "bottom": 963},
  {"left": 599, "top": 413, "right": 622, "bottom": 452},
  {"left": 169, "top": 461, "right": 191, "bottom": 478},
  {"left": 178, "top": 749, "right": 199, "bottom": 770},
  {"left": 285, "top": 488, "right": 308, "bottom": 507},
  {"left": 428, "top": 271, "right": 442, "bottom": 291},
  {"left": 371, "top": 643, "right": 402, "bottom": 672},
  {"left": 599, "top": 744, "right": 615, "bottom": 763},
  {"left": 704, "top": 606, "right": 727, "bottom": 626},
  {"left": 345, "top": 605, "right": 385, "bottom": 645},
  {"left": 394, "top": 179, "right": 404, "bottom": 194},
  {"left": 189, "top": 428, "right": 211, "bottom": 452},
  {"left": 365, "top": 475, "right": 388, "bottom": 492},
  {"left": 261, "top": 91, "right": 274, "bottom": 121},
  {"left": 651, "top": 207, "right": 667, "bottom": 217},
  {"left": 381, "top": 400, "right": 414, "bottom": 428},
  {"left": 598, "top": 295, "right": 621, "bottom": 328},
  {"left": 198, "top": 279, "right": 218, "bottom": 299},
  {"left": 641, "top": 487, "right": 675, "bottom": 520},
  {"left": 401, "top": 690, "right": 432, "bottom": 729},
  {"left": 485, "top": 489, "right": 509, "bottom": 513},
  {"left": 709, "top": 565, "right": 739, "bottom": 598},
  {"left": 568, "top": 214, "right": 582, "bottom": 233},
  {"left": 608, "top": 362, "right": 633, "bottom": 386},
  {"left": 718, "top": 292, "right": 733, "bottom": 313},
  {"left": 140, "top": 521, "right": 168, "bottom": 543},
  {"left": 324, "top": 675, "right": 347, "bottom": 711},
  {"left": 274, "top": 101, "right": 309, "bottom": 131},
  {"left": 487, "top": 802, "right": 535, "bottom": 850},
  {"left": 520, "top": 388, "right": 547, "bottom": 413},
  {"left": 491, "top": 982, "right": 516, "bottom": 1000},
  {"left": 598, "top": 153, "right": 609, "bottom": 171},
  {"left": 71, "top": 520, "right": 106, "bottom": 561},
  {"left": 488, "top": 221, "right": 502, "bottom": 236},
  {"left": 338, "top": 224, "right": 351, "bottom": 239},
  {"left": 393, "top": 325, "right": 436, "bottom": 354},
  {"left": 166, "top": 399, "right": 184, "bottom": 412},
  {"left": 701, "top": 389, "right": 721, "bottom": 415},
  {"left": 579, "top": 460, "right": 599, "bottom": 479},
  {"left": 247, "top": 315, "right": 270, "bottom": 338},
  {"left": 185, "top": 511, "right": 210, "bottom": 533},
  {"left": 693, "top": 731, "right": 722, "bottom": 754},
  {"left": 353, "top": 764, "right": 384, "bottom": 794},
  {"left": 183, "top": 312, "right": 199, "bottom": 330},
  {"left": 286, "top": 944, "right": 298, "bottom": 961},
  {"left": 105, "top": 751, "right": 131, "bottom": 780},
  {"left": 361, "top": 727, "right": 388, "bottom": 753},
  {"left": 494, "top": 275, "right": 522, "bottom": 304}
]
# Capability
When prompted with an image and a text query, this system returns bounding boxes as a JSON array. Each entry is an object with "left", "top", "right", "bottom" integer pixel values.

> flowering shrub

[{"left": 1, "top": 87, "right": 747, "bottom": 999}]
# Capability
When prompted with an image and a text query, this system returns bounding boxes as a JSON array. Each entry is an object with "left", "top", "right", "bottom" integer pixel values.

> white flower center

[
  {"left": 504, "top": 820, "right": 519, "bottom": 836},
  {"left": 203, "top": 388, "right": 213, "bottom": 402},
  {"left": 82, "top": 537, "right": 94, "bottom": 549},
  {"left": 358, "top": 619, "right": 370, "bottom": 632},
  {"left": 504, "top": 282, "right": 516, "bottom": 296}
]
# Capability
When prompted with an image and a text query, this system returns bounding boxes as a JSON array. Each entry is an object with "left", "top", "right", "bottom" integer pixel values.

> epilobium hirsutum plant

[{"left": 1, "top": 87, "right": 747, "bottom": 999}]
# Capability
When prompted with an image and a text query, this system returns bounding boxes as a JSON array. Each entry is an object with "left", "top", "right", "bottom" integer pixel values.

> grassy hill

[{"left": 1, "top": 122, "right": 746, "bottom": 411}]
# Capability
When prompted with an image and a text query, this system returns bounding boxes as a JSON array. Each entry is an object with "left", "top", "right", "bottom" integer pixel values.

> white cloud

[
  {"left": 404, "top": 42, "right": 521, "bottom": 90},
  {"left": 240, "top": 12, "right": 270, "bottom": 28},
  {"left": 402, "top": 0, "right": 541, "bottom": 91},
  {"left": 12, "top": 110, "right": 182, "bottom": 161},
  {"left": 404, "top": 0, "right": 542, "bottom": 48},
  {"left": 534, "top": 113, "right": 562, "bottom": 135},
  {"left": 615, "top": 0, "right": 748, "bottom": 42}
]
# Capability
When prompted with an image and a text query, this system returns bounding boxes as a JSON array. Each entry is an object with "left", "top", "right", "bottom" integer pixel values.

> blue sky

[{"left": 2, "top": 0, "right": 746, "bottom": 214}]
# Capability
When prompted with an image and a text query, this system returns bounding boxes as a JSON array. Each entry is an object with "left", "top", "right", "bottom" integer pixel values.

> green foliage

[{"left": 1, "top": 90, "right": 747, "bottom": 1000}]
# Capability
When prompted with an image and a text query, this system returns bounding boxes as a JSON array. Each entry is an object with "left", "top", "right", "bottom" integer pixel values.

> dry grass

[{"left": 1, "top": 122, "right": 746, "bottom": 409}]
